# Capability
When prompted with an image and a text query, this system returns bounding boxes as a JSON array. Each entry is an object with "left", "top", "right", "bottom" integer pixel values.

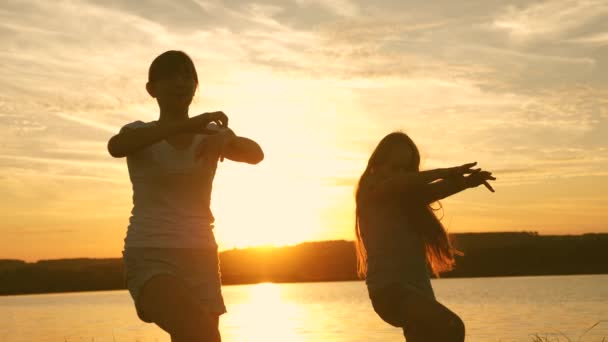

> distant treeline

[{"left": 1, "top": 232, "right": 607, "bottom": 295}]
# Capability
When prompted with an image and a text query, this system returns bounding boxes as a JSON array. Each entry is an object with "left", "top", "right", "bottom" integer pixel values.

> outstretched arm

[
  {"left": 418, "top": 169, "right": 496, "bottom": 204},
  {"left": 365, "top": 162, "right": 477, "bottom": 200}
]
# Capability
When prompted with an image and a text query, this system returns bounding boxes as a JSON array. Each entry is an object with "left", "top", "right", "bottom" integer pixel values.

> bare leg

[
  {"left": 400, "top": 291, "right": 464, "bottom": 342},
  {"left": 371, "top": 284, "right": 464, "bottom": 342},
  {"left": 137, "top": 274, "right": 221, "bottom": 342}
]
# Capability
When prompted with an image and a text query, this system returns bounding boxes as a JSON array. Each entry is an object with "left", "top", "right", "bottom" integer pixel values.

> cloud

[
  {"left": 54, "top": 113, "right": 119, "bottom": 133},
  {"left": 295, "top": 0, "right": 360, "bottom": 17},
  {"left": 493, "top": 0, "right": 608, "bottom": 42},
  {"left": 567, "top": 32, "right": 608, "bottom": 46},
  {"left": 5, "top": 229, "right": 76, "bottom": 235}
]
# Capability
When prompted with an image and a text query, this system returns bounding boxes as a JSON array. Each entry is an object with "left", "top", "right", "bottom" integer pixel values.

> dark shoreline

[
  {"left": 2, "top": 273, "right": 607, "bottom": 298},
  {"left": 2, "top": 232, "right": 607, "bottom": 296}
]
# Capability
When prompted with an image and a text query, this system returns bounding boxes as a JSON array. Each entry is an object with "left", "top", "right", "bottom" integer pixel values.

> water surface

[{"left": 1, "top": 275, "right": 606, "bottom": 341}]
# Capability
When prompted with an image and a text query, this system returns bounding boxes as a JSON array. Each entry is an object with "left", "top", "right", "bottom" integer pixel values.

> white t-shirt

[{"left": 121, "top": 120, "right": 222, "bottom": 249}]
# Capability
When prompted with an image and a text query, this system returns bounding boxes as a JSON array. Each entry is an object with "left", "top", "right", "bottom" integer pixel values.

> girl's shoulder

[
  {"left": 358, "top": 171, "right": 385, "bottom": 204},
  {"left": 119, "top": 120, "right": 155, "bottom": 133},
  {"left": 359, "top": 168, "right": 392, "bottom": 193},
  {"left": 358, "top": 168, "right": 409, "bottom": 206}
]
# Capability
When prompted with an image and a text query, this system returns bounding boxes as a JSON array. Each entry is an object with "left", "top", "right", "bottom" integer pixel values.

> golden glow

[
  {"left": 223, "top": 283, "right": 305, "bottom": 341},
  {"left": 1, "top": 0, "right": 608, "bottom": 261}
]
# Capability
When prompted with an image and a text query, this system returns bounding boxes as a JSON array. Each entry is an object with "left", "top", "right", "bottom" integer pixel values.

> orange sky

[{"left": 1, "top": 0, "right": 608, "bottom": 261}]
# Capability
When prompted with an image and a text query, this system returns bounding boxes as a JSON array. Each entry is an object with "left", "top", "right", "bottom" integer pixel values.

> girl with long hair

[
  {"left": 355, "top": 132, "right": 495, "bottom": 341},
  {"left": 108, "top": 50, "right": 264, "bottom": 342}
]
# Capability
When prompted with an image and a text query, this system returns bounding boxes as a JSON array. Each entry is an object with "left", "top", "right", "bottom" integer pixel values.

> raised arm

[{"left": 107, "top": 111, "right": 228, "bottom": 158}]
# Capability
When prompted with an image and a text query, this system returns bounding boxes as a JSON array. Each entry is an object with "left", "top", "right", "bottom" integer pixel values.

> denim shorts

[{"left": 123, "top": 247, "right": 226, "bottom": 322}]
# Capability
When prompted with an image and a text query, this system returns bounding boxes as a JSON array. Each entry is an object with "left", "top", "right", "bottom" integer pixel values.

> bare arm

[
  {"left": 367, "top": 162, "right": 477, "bottom": 200},
  {"left": 417, "top": 178, "right": 468, "bottom": 204},
  {"left": 195, "top": 129, "right": 264, "bottom": 165},
  {"left": 107, "top": 120, "right": 190, "bottom": 158},
  {"left": 372, "top": 168, "right": 451, "bottom": 197},
  {"left": 418, "top": 170, "right": 496, "bottom": 204},
  {"left": 222, "top": 135, "right": 264, "bottom": 164},
  {"left": 107, "top": 111, "right": 228, "bottom": 158}
]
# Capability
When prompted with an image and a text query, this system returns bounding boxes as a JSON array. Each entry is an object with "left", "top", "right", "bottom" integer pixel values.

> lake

[{"left": 1, "top": 275, "right": 606, "bottom": 341}]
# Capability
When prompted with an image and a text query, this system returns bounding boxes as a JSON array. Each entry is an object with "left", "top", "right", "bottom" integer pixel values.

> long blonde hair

[{"left": 355, "top": 132, "right": 458, "bottom": 278}]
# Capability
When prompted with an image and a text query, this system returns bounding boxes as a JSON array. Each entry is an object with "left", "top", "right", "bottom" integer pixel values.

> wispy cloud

[
  {"left": 295, "top": 0, "right": 360, "bottom": 17},
  {"left": 493, "top": 0, "right": 608, "bottom": 41},
  {"left": 567, "top": 32, "right": 608, "bottom": 46},
  {"left": 6, "top": 229, "right": 76, "bottom": 235},
  {"left": 54, "top": 113, "right": 119, "bottom": 133}
]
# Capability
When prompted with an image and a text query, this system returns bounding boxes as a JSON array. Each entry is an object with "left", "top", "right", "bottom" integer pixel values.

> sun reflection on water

[{"left": 222, "top": 282, "right": 305, "bottom": 342}]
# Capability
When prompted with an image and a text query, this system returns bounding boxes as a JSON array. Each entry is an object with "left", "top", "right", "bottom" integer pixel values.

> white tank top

[{"left": 121, "top": 120, "right": 221, "bottom": 249}]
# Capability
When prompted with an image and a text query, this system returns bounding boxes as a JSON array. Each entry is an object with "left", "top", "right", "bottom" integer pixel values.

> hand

[
  {"left": 464, "top": 169, "right": 496, "bottom": 192},
  {"left": 195, "top": 128, "right": 236, "bottom": 162},
  {"left": 445, "top": 162, "right": 478, "bottom": 178},
  {"left": 187, "top": 111, "right": 229, "bottom": 133}
]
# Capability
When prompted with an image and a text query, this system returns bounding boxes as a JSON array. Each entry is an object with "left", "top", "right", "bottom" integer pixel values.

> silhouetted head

[
  {"left": 146, "top": 50, "right": 198, "bottom": 111},
  {"left": 366, "top": 132, "right": 421, "bottom": 176}
]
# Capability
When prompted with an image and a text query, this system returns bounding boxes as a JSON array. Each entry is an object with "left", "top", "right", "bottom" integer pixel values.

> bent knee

[
  {"left": 420, "top": 310, "right": 464, "bottom": 342},
  {"left": 445, "top": 314, "right": 465, "bottom": 342},
  {"left": 169, "top": 314, "right": 220, "bottom": 342}
]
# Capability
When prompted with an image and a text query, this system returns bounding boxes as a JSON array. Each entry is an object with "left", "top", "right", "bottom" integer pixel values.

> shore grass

[
  {"left": 530, "top": 336, "right": 606, "bottom": 342},
  {"left": 527, "top": 320, "right": 607, "bottom": 342},
  {"left": 61, "top": 320, "right": 607, "bottom": 342}
]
